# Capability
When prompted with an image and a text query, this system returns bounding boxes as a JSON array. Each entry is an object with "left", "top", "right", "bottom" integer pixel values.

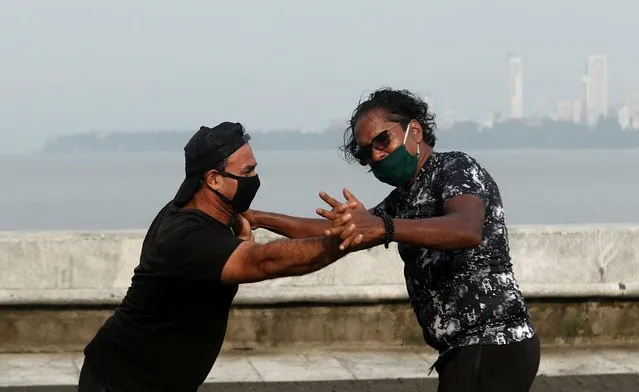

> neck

[
  {"left": 185, "top": 191, "right": 234, "bottom": 226},
  {"left": 412, "top": 143, "right": 433, "bottom": 180}
]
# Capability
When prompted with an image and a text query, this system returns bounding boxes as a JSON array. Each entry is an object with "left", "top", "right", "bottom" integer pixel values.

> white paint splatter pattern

[{"left": 370, "top": 151, "right": 535, "bottom": 353}]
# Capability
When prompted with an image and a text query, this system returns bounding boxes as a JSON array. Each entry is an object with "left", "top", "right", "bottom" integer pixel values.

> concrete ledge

[
  {"left": 3, "top": 283, "right": 639, "bottom": 307},
  {"left": 2, "top": 300, "right": 639, "bottom": 353},
  {"left": 2, "top": 225, "right": 639, "bottom": 305}
]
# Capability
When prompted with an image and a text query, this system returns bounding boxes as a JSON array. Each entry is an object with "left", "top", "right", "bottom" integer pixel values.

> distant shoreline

[
  {"left": 33, "top": 145, "right": 639, "bottom": 155},
  {"left": 4, "top": 146, "right": 639, "bottom": 159},
  {"left": 33, "top": 118, "right": 639, "bottom": 154}
]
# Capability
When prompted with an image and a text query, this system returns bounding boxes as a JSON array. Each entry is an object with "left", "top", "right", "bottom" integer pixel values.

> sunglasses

[{"left": 354, "top": 123, "right": 402, "bottom": 164}]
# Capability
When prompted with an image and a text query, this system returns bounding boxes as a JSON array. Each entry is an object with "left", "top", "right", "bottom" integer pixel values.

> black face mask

[{"left": 210, "top": 171, "right": 260, "bottom": 213}]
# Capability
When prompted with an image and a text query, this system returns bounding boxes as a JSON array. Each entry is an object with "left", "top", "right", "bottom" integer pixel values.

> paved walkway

[
  {"left": 2, "top": 376, "right": 639, "bottom": 392},
  {"left": 1, "top": 347, "right": 639, "bottom": 391}
]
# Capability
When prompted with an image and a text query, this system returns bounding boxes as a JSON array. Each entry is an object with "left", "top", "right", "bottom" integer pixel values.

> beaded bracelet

[{"left": 381, "top": 215, "right": 395, "bottom": 249}]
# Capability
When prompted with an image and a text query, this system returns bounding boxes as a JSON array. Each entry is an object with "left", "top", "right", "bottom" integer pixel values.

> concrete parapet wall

[
  {"left": 2, "top": 301, "right": 639, "bottom": 353},
  {"left": 1, "top": 225, "right": 639, "bottom": 305}
]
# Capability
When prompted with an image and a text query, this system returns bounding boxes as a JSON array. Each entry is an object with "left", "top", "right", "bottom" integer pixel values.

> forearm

[
  {"left": 259, "top": 235, "right": 347, "bottom": 277},
  {"left": 391, "top": 215, "right": 482, "bottom": 250},
  {"left": 254, "top": 210, "right": 331, "bottom": 239}
]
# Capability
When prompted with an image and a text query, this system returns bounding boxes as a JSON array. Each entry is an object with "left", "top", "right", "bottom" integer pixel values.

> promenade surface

[
  {"left": 2, "top": 376, "right": 639, "bottom": 392},
  {"left": 2, "top": 347, "right": 639, "bottom": 391}
]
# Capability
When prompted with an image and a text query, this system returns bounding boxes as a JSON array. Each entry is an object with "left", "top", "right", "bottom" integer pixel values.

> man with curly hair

[{"left": 244, "top": 88, "right": 540, "bottom": 392}]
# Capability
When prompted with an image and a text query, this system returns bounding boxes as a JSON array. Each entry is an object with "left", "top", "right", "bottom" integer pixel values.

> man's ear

[{"left": 204, "top": 170, "right": 222, "bottom": 191}]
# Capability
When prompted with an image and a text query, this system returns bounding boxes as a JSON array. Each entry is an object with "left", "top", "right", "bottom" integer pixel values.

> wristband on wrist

[{"left": 380, "top": 215, "right": 395, "bottom": 249}]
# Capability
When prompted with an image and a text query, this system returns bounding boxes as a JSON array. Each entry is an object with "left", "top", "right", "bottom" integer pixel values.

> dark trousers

[
  {"left": 435, "top": 335, "right": 540, "bottom": 392},
  {"left": 78, "top": 361, "right": 109, "bottom": 392}
]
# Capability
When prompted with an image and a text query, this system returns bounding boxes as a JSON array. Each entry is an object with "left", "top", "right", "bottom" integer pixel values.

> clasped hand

[
  {"left": 231, "top": 214, "right": 255, "bottom": 242},
  {"left": 316, "top": 188, "right": 385, "bottom": 251}
]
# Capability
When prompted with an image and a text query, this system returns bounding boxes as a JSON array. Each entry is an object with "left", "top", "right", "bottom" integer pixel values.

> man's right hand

[
  {"left": 232, "top": 214, "right": 255, "bottom": 242},
  {"left": 240, "top": 210, "right": 259, "bottom": 230},
  {"left": 316, "top": 189, "right": 365, "bottom": 251}
]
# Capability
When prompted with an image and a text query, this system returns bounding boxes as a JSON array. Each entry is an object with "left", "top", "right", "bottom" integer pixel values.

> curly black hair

[{"left": 340, "top": 88, "right": 437, "bottom": 165}]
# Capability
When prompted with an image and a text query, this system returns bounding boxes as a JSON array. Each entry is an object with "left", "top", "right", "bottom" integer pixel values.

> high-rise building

[
  {"left": 571, "top": 101, "right": 583, "bottom": 124},
  {"left": 618, "top": 104, "right": 632, "bottom": 130},
  {"left": 481, "top": 112, "right": 497, "bottom": 129},
  {"left": 583, "top": 54, "right": 608, "bottom": 126},
  {"left": 619, "top": 94, "right": 639, "bottom": 130},
  {"left": 554, "top": 101, "right": 573, "bottom": 122},
  {"left": 508, "top": 54, "right": 523, "bottom": 119}
]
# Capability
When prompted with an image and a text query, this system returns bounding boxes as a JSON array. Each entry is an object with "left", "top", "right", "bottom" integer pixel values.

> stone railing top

[{"left": 1, "top": 225, "right": 638, "bottom": 305}]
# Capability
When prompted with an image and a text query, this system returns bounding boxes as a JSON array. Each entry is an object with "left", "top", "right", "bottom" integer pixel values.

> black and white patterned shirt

[{"left": 370, "top": 151, "right": 535, "bottom": 353}]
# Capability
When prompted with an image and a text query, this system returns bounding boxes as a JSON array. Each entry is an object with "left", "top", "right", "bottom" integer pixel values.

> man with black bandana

[
  {"left": 244, "top": 88, "right": 541, "bottom": 392},
  {"left": 78, "top": 122, "right": 351, "bottom": 392}
]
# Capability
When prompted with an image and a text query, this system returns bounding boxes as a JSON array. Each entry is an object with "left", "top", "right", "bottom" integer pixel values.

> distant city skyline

[
  {"left": 434, "top": 53, "right": 638, "bottom": 131},
  {"left": 2, "top": 1, "right": 639, "bottom": 153},
  {"left": 508, "top": 54, "right": 524, "bottom": 120}
]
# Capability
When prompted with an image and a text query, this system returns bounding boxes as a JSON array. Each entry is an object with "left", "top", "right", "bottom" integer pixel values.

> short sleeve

[
  {"left": 169, "top": 226, "right": 243, "bottom": 283},
  {"left": 438, "top": 153, "right": 489, "bottom": 204},
  {"left": 368, "top": 189, "right": 401, "bottom": 219}
]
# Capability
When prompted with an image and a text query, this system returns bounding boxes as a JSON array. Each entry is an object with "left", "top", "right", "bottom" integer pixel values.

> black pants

[
  {"left": 435, "top": 335, "right": 540, "bottom": 392},
  {"left": 78, "top": 361, "right": 110, "bottom": 392}
]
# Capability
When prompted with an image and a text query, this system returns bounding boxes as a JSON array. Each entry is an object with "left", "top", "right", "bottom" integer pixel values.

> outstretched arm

[
  {"left": 220, "top": 234, "right": 348, "bottom": 284},
  {"left": 243, "top": 192, "right": 359, "bottom": 239},
  {"left": 317, "top": 156, "right": 489, "bottom": 251},
  {"left": 170, "top": 215, "right": 350, "bottom": 286},
  {"left": 214, "top": 210, "right": 348, "bottom": 284},
  {"left": 320, "top": 193, "right": 484, "bottom": 251},
  {"left": 246, "top": 210, "right": 331, "bottom": 239}
]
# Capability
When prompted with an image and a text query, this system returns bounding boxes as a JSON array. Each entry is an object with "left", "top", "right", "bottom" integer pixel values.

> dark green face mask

[{"left": 370, "top": 124, "right": 419, "bottom": 187}]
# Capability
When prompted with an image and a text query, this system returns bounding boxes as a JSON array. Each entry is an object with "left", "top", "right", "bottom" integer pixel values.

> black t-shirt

[
  {"left": 370, "top": 151, "right": 535, "bottom": 353},
  {"left": 83, "top": 201, "right": 243, "bottom": 392}
]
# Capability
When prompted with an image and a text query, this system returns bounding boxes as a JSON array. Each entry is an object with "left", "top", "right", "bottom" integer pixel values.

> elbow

[
  {"left": 255, "top": 258, "right": 286, "bottom": 280},
  {"left": 458, "top": 220, "right": 483, "bottom": 248},
  {"left": 465, "top": 231, "right": 482, "bottom": 248}
]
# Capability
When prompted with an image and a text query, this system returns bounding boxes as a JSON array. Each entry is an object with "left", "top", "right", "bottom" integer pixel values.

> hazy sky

[{"left": 1, "top": 0, "right": 637, "bottom": 153}]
